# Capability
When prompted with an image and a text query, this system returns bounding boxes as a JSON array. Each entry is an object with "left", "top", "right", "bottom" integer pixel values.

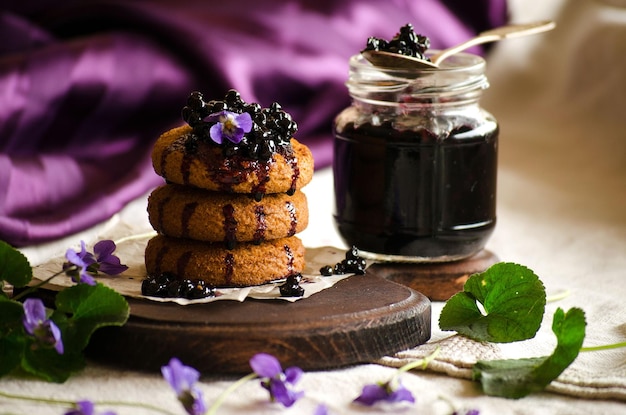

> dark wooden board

[
  {"left": 85, "top": 272, "right": 431, "bottom": 374},
  {"left": 367, "top": 250, "right": 499, "bottom": 301}
]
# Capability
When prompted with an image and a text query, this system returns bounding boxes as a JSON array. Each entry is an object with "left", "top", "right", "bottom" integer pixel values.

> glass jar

[{"left": 333, "top": 52, "right": 498, "bottom": 262}]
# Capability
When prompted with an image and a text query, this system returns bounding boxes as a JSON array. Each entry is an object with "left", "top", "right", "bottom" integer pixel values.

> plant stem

[
  {"left": 0, "top": 389, "right": 177, "bottom": 415},
  {"left": 396, "top": 346, "right": 441, "bottom": 375},
  {"left": 546, "top": 290, "right": 571, "bottom": 303},
  {"left": 11, "top": 269, "right": 67, "bottom": 301},
  {"left": 206, "top": 372, "right": 258, "bottom": 415},
  {"left": 580, "top": 341, "right": 626, "bottom": 352}
]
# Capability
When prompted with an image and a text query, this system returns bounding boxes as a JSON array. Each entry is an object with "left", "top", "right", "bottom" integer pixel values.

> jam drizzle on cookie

[
  {"left": 253, "top": 205, "right": 267, "bottom": 245},
  {"left": 222, "top": 204, "right": 238, "bottom": 249},
  {"left": 180, "top": 90, "right": 298, "bottom": 198}
]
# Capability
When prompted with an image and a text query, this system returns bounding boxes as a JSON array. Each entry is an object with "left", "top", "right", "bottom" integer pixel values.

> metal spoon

[{"left": 362, "top": 20, "right": 556, "bottom": 69}]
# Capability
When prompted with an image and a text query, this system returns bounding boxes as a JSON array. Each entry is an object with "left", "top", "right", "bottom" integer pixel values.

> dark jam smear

[
  {"left": 333, "top": 120, "right": 498, "bottom": 259},
  {"left": 253, "top": 204, "right": 267, "bottom": 244},
  {"left": 222, "top": 204, "right": 238, "bottom": 249},
  {"left": 181, "top": 201, "right": 198, "bottom": 238},
  {"left": 224, "top": 252, "right": 235, "bottom": 285},
  {"left": 285, "top": 201, "right": 298, "bottom": 236}
]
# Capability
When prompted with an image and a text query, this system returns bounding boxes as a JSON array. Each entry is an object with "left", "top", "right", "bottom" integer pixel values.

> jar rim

[
  {"left": 349, "top": 50, "right": 486, "bottom": 75},
  {"left": 347, "top": 51, "right": 488, "bottom": 102}
]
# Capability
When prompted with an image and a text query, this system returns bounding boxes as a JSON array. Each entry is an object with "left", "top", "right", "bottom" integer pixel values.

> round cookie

[
  {"left": 147, "top": 184, "right": 308, "bottom": 244},
  {"left": 144, "top": 235, "right": 305, "bottom": 287},
  {"left": 152, "top": 125, "right": 314, "bottom": 195}
]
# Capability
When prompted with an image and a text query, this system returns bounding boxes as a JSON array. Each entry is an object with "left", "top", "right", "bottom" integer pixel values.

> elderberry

[
  {"left": 141, "top": 273, "right": 215, "bottom": 300},
  {"left": 319, "top": 265, "right": 333, "bottom": 276},
  {"left": 363, "top": 23, "right": 430, "bottom": 61},
  {"left": 181, "top": 90, "right": 298, "bottom": 162},
  {"left": 279, "top": 273, "right": 305, "bottom": 297},
  {"left": 320, "top": 246, "right": 367, "bottom": 276}
]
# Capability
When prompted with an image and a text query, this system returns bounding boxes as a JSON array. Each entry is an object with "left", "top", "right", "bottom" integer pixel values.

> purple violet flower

[
  {"left": 64, "top": 241, "right": 96, "bottom": 285},
  {"left": 249, "top": 353, "right": 304, "bottom": 407},
  {"left": 65, "top": 400, "right": 117, "bottom": 415},
  {"left": 22, "top": 298, "right": 64, "bottom": 354},
  {"left": 92, "top": 240, "right": 128, "bottom": 275},
  {"left": 204, "top": 110, "right": 253, "bottom": 144},
  {"left": 64, "top": 240, "right": 128, "bottom": 285},
  {"left": 353, "top": 379, "right": 415, "bottom": 407},
  {"left": 162, "top": 357, "right": 207, "bottom": 415}
]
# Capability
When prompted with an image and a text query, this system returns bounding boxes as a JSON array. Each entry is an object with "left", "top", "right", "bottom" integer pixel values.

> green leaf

[
  {"left": 22, "top": 346, "right": 85, "bottom": 383},
  {"left": 0, "top": 298, "right": 24, "bottom": 326},
  {"left": 0, "top": 240, "right": 32, "bottom": 288},
  {"left": 439, "top": 262, "right": 546, "bottom": 343},
  {"left": 0, "top": 335, "right": 25, "bottom": 377},
  {"left": 472, "top": 307, "right": 586, "bottom": 398},
  {"left": 0, "top": 299, "right": 26, "bottom": 377},
  {"left": 53, "top": 283, "right": 129, "bottom": 352}
]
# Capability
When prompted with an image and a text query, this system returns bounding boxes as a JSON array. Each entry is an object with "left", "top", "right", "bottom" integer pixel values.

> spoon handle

[{"left": 431, "top": 20, "right": 556, "bottom": 65}]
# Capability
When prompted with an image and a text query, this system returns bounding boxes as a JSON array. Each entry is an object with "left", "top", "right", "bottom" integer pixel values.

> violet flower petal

[
  {"left": 66, "top": 247, "right": 88, "bottom": 270},
  {"left": 22, "top": 298, "right": 64, "bottom": 354},
  {"left": 78, "top": 240, "right": 97, "bottom": 267},
  {"left": 80, "top": 273, "right": 97, "bottom": 286},
  {"left": 64, "top": 400, "right": 95, "bottom": 415},
  {"left": 285, "top": 366, "right": 303, "bottom": 384},
  {"left": 209, "top": 122, "right": 224, "bottom": 144},
  {"left": 22, "top": 297, "right": 46, "bottom": 334},
  {"left": 162, "top": 357, "right": 200, "bottom": 395},
  {"left": 270, "top": 380, "right": 299, "bottom": 407},
  {"left": 65, "top": 244, "right": 97, "bottom": 285},
  {"left": 235, "top": 111, "right": 253, "bottom": 133},
  {"left": 387, "top": 384, "right": 415, "bottom": 404},
  {"left": 250, "top": 353, "right": 282, "bottom": 378},
  {"left": 353, "top": 380, "right": 415, "bottom": 406},
  {"left": 65, "top": 400, "right": 117, "bottom": 415},
  {"left": 48, "top": 321, "right": 64, "bottom": 354},
  {"left": 162, "top": 358, "right": 205, "bottom": 415},
  {"left": 94, "top": 240, "right": 116, "bottom": 258},
  {"left": 96, "top": 257, "right": 128, "bottom": 276},
  {"left": 89, "top": 240, "right": 128, "bottom": 275},
  {"left": 353, "top": 384, "right": 389, "bottom": 406}
]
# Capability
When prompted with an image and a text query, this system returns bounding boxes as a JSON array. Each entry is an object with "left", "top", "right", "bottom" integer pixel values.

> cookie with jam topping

[{"left": 151, "top": 90, "right": 314, "bottom": 197}]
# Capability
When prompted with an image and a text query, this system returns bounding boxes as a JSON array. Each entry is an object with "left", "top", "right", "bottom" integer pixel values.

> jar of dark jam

[{"left": 333, "top": 52, "right": 498, "bottom": 262}]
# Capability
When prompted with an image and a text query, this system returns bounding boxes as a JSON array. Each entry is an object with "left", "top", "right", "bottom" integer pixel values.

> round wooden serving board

[{"left": 86, "top": 272, "right": 431, "bottom": 374}]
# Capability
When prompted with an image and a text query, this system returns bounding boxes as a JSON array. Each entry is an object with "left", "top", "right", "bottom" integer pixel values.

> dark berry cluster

[
  {"left": 363, "top": 23, "right": 430, "bottom": 60},
  {"left": 279, "top": 273, "right": 305, "bottom": 297},
  {"left": 182, "top": 90, "right": 297, "bottom": 161},
  {"left": 141, "top": 273, "right": 215, "bottom": 300},
  {"left": 320, "top": 246, "right": 367, "bottom": 276}
]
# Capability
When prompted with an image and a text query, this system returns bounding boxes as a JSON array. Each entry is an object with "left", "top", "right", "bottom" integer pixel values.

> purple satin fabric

[{"left": 0, "top": 0, "right": 507, "bottom": 246}]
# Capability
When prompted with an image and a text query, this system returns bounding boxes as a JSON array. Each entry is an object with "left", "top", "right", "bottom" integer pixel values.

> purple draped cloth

[{"left": 0, "top": 0, "right": 507, "bottom": 246}]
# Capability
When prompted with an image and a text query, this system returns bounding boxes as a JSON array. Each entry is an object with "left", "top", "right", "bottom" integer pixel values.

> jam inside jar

[{"left": 333, "top": 52, "right": 498, "bottom": 262}]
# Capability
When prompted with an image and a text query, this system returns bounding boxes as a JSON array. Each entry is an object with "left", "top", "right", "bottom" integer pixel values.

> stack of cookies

[{"left": 144, "top": 90, "right": 314, "bottom": 287}]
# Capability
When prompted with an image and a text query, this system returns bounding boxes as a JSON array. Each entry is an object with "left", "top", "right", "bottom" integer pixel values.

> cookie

[
  {"left": 144, "top": 234, "right": 305, "bottom": 287},
  {"left": 151, "top": 125, "right": 314, "bottom": 196},
  {"left": 147, "top": 184, "right": 308, "bottom": 244}
]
